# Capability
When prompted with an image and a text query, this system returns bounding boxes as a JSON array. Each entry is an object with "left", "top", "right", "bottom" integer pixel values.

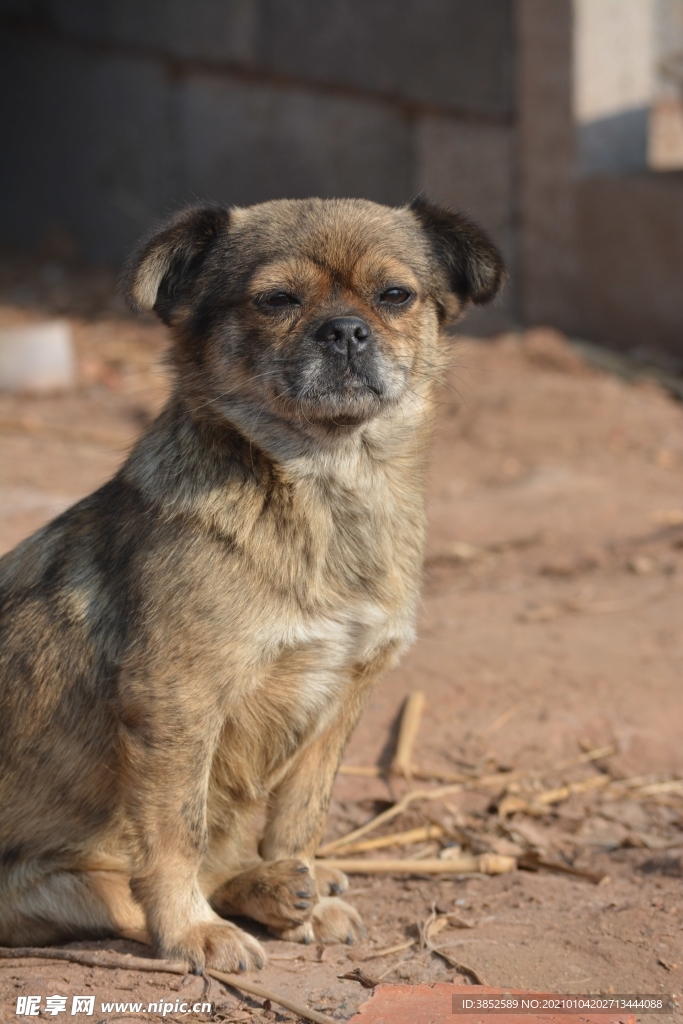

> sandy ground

[{"left": 0, "top": 296, "right": 682, "bottom": 1023}]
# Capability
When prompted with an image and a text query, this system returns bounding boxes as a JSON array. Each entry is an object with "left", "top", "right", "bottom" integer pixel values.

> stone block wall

[
  {"left": 578, "top": 170, "right": 683, "bottom": 361},
  {"left": 515, "top": 0, "right": 683, "bottom": 359},
  {"left": 0, "top": 0, "right": 516, "bottom": 331},
  {"left": 4, "top": 0, "right": 683, "bottom": 356}
]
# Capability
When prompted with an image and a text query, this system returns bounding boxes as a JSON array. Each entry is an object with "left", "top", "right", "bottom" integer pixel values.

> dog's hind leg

[{"left": 0, "top": 865, "right": 148, "bottom": 947}]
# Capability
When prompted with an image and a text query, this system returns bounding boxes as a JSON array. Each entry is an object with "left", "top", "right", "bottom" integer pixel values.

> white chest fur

[{"left": 251, "top": 599, "right": 415, "bottom": 726}]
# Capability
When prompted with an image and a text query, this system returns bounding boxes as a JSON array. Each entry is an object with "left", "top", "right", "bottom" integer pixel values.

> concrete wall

[
  {"left": 573, "top": 0, "right": 656, "bottom": 175},
  {"left": 578, "top": 171, "right": 683, "bottom": 362},
  {"left": 515, "top": 0, "right": 579, "bottom": 334},
  {"left": 0, "top": 0, "right": 516, "bottom": 331},
  {"left": 516, "top": 0, "right": 683, "bottom": 360},
  {"left": 4, "top": 0, "right": 683, "bottom": 357}
]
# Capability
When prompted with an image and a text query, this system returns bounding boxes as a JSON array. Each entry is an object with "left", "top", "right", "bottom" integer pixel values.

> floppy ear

[
  {"left": 120, "top": 204, "right": 230, "bottom": 325},
  {"left": 409, "top": 196, "right": 505, "bottom": 308}
]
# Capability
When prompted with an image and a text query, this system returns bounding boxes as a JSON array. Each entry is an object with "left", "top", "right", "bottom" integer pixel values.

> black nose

[{"left": 316, "top": 317, "right": 371, "bottom": 359}]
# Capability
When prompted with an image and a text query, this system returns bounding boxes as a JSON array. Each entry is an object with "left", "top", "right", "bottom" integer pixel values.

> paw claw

[
  {"left": 314, "top": 864, "right": 349, "bottom": 897},
  {"left": 275, "top": 896, "right": 364, "bottom": 946},
  {"left": 166, "top": 919, "right": 266, "bottom": 974}
]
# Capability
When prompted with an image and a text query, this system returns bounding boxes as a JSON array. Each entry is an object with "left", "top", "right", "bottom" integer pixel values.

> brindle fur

[{"left": 0, "top": 197, "right": 503, "bottom": 971}]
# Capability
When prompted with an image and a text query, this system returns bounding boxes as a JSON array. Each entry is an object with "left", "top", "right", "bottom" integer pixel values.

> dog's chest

[
  {"left": 210, "top": 598, "right": 411, "bottom": 806},
  {"left": 287, "top": 587, "right": 415, "bottom": 750},
  {"left": 258, "top": 466, "right": 420, "bottom": 682},
  {"left": 280, "top": 596, "right": 403, "bottom": 666},
  {"left": 208, "top": 454, "right": 423, "bottom": 804}
]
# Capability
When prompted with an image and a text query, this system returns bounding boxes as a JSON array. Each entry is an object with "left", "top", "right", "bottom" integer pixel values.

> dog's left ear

[{"left": 409, "top": 196, "right": 505, "bottom": 309}]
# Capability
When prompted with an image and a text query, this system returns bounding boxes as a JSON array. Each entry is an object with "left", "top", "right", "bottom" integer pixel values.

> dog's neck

[
  {"left": 203, "top": 383, "right": 434, "bottom": 470},
  {"left": 123, "top": 378, "right": 435, "bottom": 518}
]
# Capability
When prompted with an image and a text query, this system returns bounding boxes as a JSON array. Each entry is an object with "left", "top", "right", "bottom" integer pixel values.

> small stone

[
  {"left": 629, "top": 556, "right": 655, "bottom": 574},
  {"left": 442, "top": 541, "right": 483, "bottom": 562}
]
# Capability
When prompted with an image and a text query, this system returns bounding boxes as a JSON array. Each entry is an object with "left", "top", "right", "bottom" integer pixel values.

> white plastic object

[{"left": 0, "top": 321, "right": 76, "bottom": 392}]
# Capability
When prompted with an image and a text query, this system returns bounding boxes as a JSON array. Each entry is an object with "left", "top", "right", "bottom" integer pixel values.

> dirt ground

[{"left": 0, "top": 278, "right": 682, "bottom": 1023}]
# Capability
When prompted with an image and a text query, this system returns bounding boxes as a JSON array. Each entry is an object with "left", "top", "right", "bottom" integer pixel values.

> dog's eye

[
  {"left": 264, "top": 292, "right": 300, "bottom": 308},
  {"left": 380, "top": 287, "right": 411, "bottom": 305}
]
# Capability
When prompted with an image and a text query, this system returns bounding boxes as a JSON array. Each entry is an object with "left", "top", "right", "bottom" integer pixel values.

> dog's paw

[
  {"left": 274, "top": 896, "right": 364, "bottom": 945},
  {"left": 165, "top": 920, "right": 265, "bottom": 973},
  {"left": 212, "top": 859, "right": 315, "bottom": 931},
  {"left": 314, "top": 863, "right": 349, "bottom": 896}
]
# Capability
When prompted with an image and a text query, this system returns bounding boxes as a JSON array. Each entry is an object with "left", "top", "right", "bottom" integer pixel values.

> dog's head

[{"left": 122, "top": 197, "right": 503, "bottom": 432}]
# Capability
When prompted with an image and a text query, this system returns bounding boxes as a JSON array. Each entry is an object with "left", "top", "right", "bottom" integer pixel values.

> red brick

[{"left": 348, "top": 984, "right": 637, "bottom": 1024}]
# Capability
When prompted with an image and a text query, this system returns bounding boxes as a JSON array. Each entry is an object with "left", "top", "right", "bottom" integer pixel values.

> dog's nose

[{"left": 316, "top": 317, "right": 371, "bottom": 359}]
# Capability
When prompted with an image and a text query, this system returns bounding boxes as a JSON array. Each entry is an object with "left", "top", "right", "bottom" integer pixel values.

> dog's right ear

[{"left": 121, "top": 205, "right": 230, "bottom": 325}]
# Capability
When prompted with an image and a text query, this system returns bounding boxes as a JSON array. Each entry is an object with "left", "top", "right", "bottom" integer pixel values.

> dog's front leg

[
  {"left": 263, "top": 718, "right": 367, "bottom": 944},
  {"left": 122, "top": 711, "right": 265, "bottom": 973},
  {"left": 214, "top": 678, "right": 376, "bottom": 944},
  {"left": 261, "top": 653, "right": 400, "bottom": 882}
]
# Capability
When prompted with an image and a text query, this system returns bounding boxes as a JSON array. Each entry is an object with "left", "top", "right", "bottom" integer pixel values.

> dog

[{"left": 0, "top": 196, "right": 503, "bottom": 972}]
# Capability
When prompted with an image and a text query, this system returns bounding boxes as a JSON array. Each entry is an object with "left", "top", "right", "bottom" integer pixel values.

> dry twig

[
  {"left": 336, "top": 745, "right": 615, "bottom": 789},
  {"left": 337, "top": 765, "right": 388, "bottom": 777},
  {"left": 498, "top": 774, "right": 610, "bottom": 816},
  {"left": 634, "top": 778, "right": 683, "bottom": 796},
  {"left": 446, "top": 914, "right": 476, "bottom": 929},
  {"left": 429, "top": 945, "right": 486, "bottom": 984},
  {"left": 337, "top": 764, "right": 470, "bottom": 783},
  {"left": 391, "top": 691, "right": 426, "bottom": 779},
  {"left": 518, "top": 850, "right": 607, "bottom": 884},
  {"left": 481, "top": 703, "right": 521, "bottom": 737},
  {"left": 318, "top": 783, "right": 464, "bottom": 855},
  {"left": 361, "top": 939, "right": 416, "bottom": 960},
  {"left": 338, "top": 967, "right": 382, "bottom": 988},
  {"left": 319, "top": 855, "right": 516, "bottom": 875},
  {"left": 0, "top": 948, "right": 187, "bottom": 973},
  {"left": 0, "top": 947, "right": 337, "bottom": 1024},
  {"left": 330, "top": 824, "right": 444, "bottom": 856},
  {"left": 419, "top": 905, "right": 485, "bottom": 984},
  {"left": 554, "top": 745, "right": 615, "bottom": 769},
  {"left": 208, "top": 969, "right": 338, "bottom": 1024},
  {"left": 499, "top": 768, "right": 683, "bottom": 817}
]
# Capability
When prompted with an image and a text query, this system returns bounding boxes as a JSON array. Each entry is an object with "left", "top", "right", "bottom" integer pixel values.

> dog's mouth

[
  {"left": 272, "top": 363, "right": 401, "bottom": 427},
  {"left": 312, "top": 378, "right": 384, "bottom": 424},
  {"left": 319, "top": 376, "right": 382, "bottom": 396}
]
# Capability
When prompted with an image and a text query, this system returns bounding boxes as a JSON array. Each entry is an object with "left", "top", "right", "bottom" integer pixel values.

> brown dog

[{"left": 0, "top": 197, "right": 503, "bottom": 972}]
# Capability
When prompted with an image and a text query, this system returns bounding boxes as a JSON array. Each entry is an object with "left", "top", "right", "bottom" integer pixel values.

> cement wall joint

[{"left": 0, "top": 12, "right": 515, "bottom": 127}]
